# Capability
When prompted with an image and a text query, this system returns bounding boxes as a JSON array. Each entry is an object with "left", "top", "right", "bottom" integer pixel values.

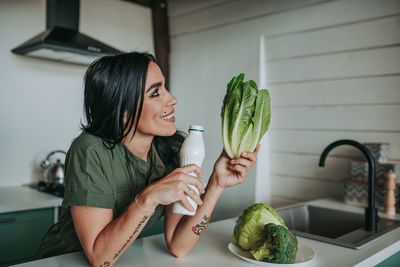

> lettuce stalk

[{"left": 221, "top": 73, "right": 271, "bottom": 158}]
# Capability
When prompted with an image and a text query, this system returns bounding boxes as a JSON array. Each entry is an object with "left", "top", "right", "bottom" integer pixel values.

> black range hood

[{"left": 11, "top": 0, "right": 122, "bottom": 65}]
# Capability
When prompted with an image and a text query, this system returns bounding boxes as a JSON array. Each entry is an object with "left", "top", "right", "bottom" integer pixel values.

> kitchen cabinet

[
  {"left": 0, "top": 208, "right": 54, "bottom": 266},
  {"left": 376, "top": 250, "right": 400, "bottom": 266},
  {"left": 0, "top": 186, "right": 62, "bottom": 266},
  {"left": 0, "top": 208, "right": 164, "bottom": 266},
  {"left": 139, "top": 216, "right": 164, "bottom": 238},
  {"left": 0, "top": 186, "right": 165, "bottom": 266}
]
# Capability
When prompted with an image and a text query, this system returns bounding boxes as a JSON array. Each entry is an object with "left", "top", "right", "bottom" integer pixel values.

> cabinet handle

[{"left": 0, "top": 217, "right": 16, "bottom": 223}]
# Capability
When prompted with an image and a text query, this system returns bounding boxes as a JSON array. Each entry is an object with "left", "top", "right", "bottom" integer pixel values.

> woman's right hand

[{"left": 136, "top": 164, "right": 205, "bottom": 212}]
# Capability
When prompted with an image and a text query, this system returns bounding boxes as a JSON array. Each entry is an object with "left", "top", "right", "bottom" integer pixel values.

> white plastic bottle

[{"left": 172, "top": 125, "right": 205, "bottom": 215}]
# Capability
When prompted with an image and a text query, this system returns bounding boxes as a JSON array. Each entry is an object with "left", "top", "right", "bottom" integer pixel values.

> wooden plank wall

[
  {"left": 168, "top": 0, "right": 400, "bottom": 208},
  {"left": 263, "top": 0, "right": 400, "bottom": 206}
]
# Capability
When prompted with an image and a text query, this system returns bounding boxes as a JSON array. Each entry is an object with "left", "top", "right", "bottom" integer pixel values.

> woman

[{"left": 35, "top": 52, "right": 259, "bottom": 266}]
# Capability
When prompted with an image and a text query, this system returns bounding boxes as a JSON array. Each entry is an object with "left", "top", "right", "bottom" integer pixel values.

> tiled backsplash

[{"left": 343, "top": 142, "right": 399, "bottom": 212}]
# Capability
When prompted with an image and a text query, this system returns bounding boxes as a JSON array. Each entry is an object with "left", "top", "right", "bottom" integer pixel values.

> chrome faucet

[{"left": 319, "top": 139, "right": 378, "bottom": 232}]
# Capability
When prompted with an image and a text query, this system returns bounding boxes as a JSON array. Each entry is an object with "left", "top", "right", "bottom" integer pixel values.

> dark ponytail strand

[{"left": 153, "top": 130, "right": 186, "bottom": 169}]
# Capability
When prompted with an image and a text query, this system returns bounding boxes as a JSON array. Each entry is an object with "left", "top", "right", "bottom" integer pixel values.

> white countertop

[
  {"left": 13, "top": 199, "right": 400, "bottom": 267},
  {"left": 0, "top": 186, "right": 62, "bottom": 213}
]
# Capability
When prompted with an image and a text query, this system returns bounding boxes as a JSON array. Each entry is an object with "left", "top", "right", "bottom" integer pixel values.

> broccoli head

[{"left": 250, "top": 223, "right": 298, "bottom": 264}]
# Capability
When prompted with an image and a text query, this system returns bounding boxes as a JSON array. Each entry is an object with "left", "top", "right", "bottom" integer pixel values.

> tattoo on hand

[
  {"left": 112, "top": 215, "right": 149, "bottom": 260},
  {"left": 191, "top": 215, "right": 210, "bottom": 236}
]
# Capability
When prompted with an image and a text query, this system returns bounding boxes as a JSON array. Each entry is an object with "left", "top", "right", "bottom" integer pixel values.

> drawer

[{"left": 0, "top": 208, "right": 54, "bottom": 265}]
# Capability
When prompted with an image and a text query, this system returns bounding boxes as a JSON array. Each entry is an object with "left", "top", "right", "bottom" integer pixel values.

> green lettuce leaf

[
  {"left": 232, "top": 203, "right": 287, "bottom": 251},
  {"left": 221, "top": 74, "right": 271, "bottom": 158}
]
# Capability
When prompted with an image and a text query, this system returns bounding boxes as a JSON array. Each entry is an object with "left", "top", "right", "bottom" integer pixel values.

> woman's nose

[{"left": 166, "top": 91, "right": 177, "bottom": 106}]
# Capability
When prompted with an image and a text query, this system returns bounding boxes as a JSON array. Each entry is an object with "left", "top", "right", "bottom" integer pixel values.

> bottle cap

[{"left": 189, "top": 125, "right": 204, "bottom": 132}]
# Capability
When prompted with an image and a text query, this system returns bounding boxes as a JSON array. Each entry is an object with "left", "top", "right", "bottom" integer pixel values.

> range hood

[{"left": 11, "top": 0, "right": 122, "bottom": 65}]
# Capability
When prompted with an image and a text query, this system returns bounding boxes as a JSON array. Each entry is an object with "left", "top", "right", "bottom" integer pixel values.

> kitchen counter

[
  {"left": 0, "top": 186, "right": 62, "bottom": 213},
  {"left": 14, "top": 199, "right": 400, "bottom": 267}
]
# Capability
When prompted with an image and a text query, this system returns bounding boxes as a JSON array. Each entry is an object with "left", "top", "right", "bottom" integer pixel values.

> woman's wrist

[
  {"left": 136, "top": 190, "right": 157, "bottom": 213},
  {"left": 206, "top": 173, "right": 225, "bottom": 196}
]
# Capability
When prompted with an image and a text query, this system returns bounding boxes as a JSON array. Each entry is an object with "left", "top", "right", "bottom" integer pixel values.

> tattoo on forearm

[
  {"left": 112, "top": 215, "right": 149, "bottom": 260},
  {"left": 99, "top": 262, "right": 110, "bottom": 267},
  {"left": 191, "top": 215, "right": 210, "bottom": 236}
]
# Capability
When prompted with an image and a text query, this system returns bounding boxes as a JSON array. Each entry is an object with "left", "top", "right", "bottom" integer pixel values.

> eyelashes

[{"left": 150, "top": 88, "right": 160, "bottom": 98}]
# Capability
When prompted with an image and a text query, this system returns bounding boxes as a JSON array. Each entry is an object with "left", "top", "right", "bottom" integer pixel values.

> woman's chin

[
  {"left": 167, "top": 126, "right": 177, "bottom": 136},
  {"left": 159, "top": 125, "right": 177, "bottom": 136}
]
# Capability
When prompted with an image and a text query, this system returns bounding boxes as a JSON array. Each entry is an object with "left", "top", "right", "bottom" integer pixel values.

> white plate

[{"left": 228, "top": 242, "right": 316, "bottom": 266}]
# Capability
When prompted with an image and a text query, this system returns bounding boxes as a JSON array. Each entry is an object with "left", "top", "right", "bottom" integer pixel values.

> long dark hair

[{"left": 81, "top": 52, "right": 184, "bottom": 168}]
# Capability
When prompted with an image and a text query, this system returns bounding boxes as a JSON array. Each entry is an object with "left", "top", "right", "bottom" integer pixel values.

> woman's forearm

[
  {"left": 167, "top": 174, "right": 225, "bottom": 257},
  {"left": 84, "top": 202, "right": 153, "bottom": 266}
]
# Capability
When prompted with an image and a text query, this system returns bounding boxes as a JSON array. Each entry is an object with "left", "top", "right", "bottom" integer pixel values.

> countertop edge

[
  {"left": 354, "top": 240, "right": 400, "bottom": 267},
  {"left": 0, "top": 186, "right": 63, "bottom": 214}
]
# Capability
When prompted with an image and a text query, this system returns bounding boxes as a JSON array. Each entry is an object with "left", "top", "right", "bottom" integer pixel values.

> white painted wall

[
  {"left": 0, "top": 0, "right": 153, "bottom": 186},
  {"left": 168, "top": 0, "right": 400, "bottom": 217}
]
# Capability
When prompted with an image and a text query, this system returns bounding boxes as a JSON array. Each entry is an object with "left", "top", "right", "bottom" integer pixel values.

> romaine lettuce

[{"left": 221, "top": 73, "right": 271, "bottom": 158}]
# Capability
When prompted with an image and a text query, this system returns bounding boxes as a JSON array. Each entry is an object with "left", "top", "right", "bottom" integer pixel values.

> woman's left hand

[{"left": 211, "top": 144, "right": 261, "bottom": 188}]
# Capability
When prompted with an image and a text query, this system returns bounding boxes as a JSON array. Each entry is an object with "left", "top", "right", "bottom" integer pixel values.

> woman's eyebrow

[{"left": 146, "top": 82, "right": 162, "bottom": 93}]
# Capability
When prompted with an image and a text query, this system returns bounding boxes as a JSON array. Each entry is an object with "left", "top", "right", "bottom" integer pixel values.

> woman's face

[{"left": 135, "top": 61, "right": 177, "bottom": 137}]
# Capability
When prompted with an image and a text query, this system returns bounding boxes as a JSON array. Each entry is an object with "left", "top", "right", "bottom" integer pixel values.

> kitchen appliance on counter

[{"left": 38, "top": 150, "right": 66, "bottom": 197}]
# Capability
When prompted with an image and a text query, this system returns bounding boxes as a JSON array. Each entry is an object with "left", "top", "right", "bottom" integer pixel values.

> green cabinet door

[
  {"left": 375, "top": 250, "right": 400, "bottom": 267},
  {"left": 0, "top": 208, "right": 54, "bottom": 266},
  {"left": 139, "top": 216, "right": 164, "bottom": 238}
]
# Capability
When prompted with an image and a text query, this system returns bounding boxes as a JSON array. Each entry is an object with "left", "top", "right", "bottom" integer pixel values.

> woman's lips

[
  {"left": 163, "top": 116, "right": 175, "bottom": 123},
  {"left": 161, "top": 112, "right": 175, "bottom": 123}
]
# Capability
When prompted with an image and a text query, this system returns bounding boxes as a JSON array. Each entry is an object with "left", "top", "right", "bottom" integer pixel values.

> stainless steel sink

[{"left": 277, "top": 204, "right": 400, "bottom": 249}]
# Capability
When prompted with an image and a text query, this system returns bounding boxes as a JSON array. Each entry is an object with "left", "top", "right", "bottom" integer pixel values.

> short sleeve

[{"left": 62, "top": 143, "right": 115, "bottom": 209}]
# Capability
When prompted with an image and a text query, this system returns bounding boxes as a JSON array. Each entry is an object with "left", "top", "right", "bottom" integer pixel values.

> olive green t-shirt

[{"left": 35, "top": 132, "right": 174, "bottom": 259}]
